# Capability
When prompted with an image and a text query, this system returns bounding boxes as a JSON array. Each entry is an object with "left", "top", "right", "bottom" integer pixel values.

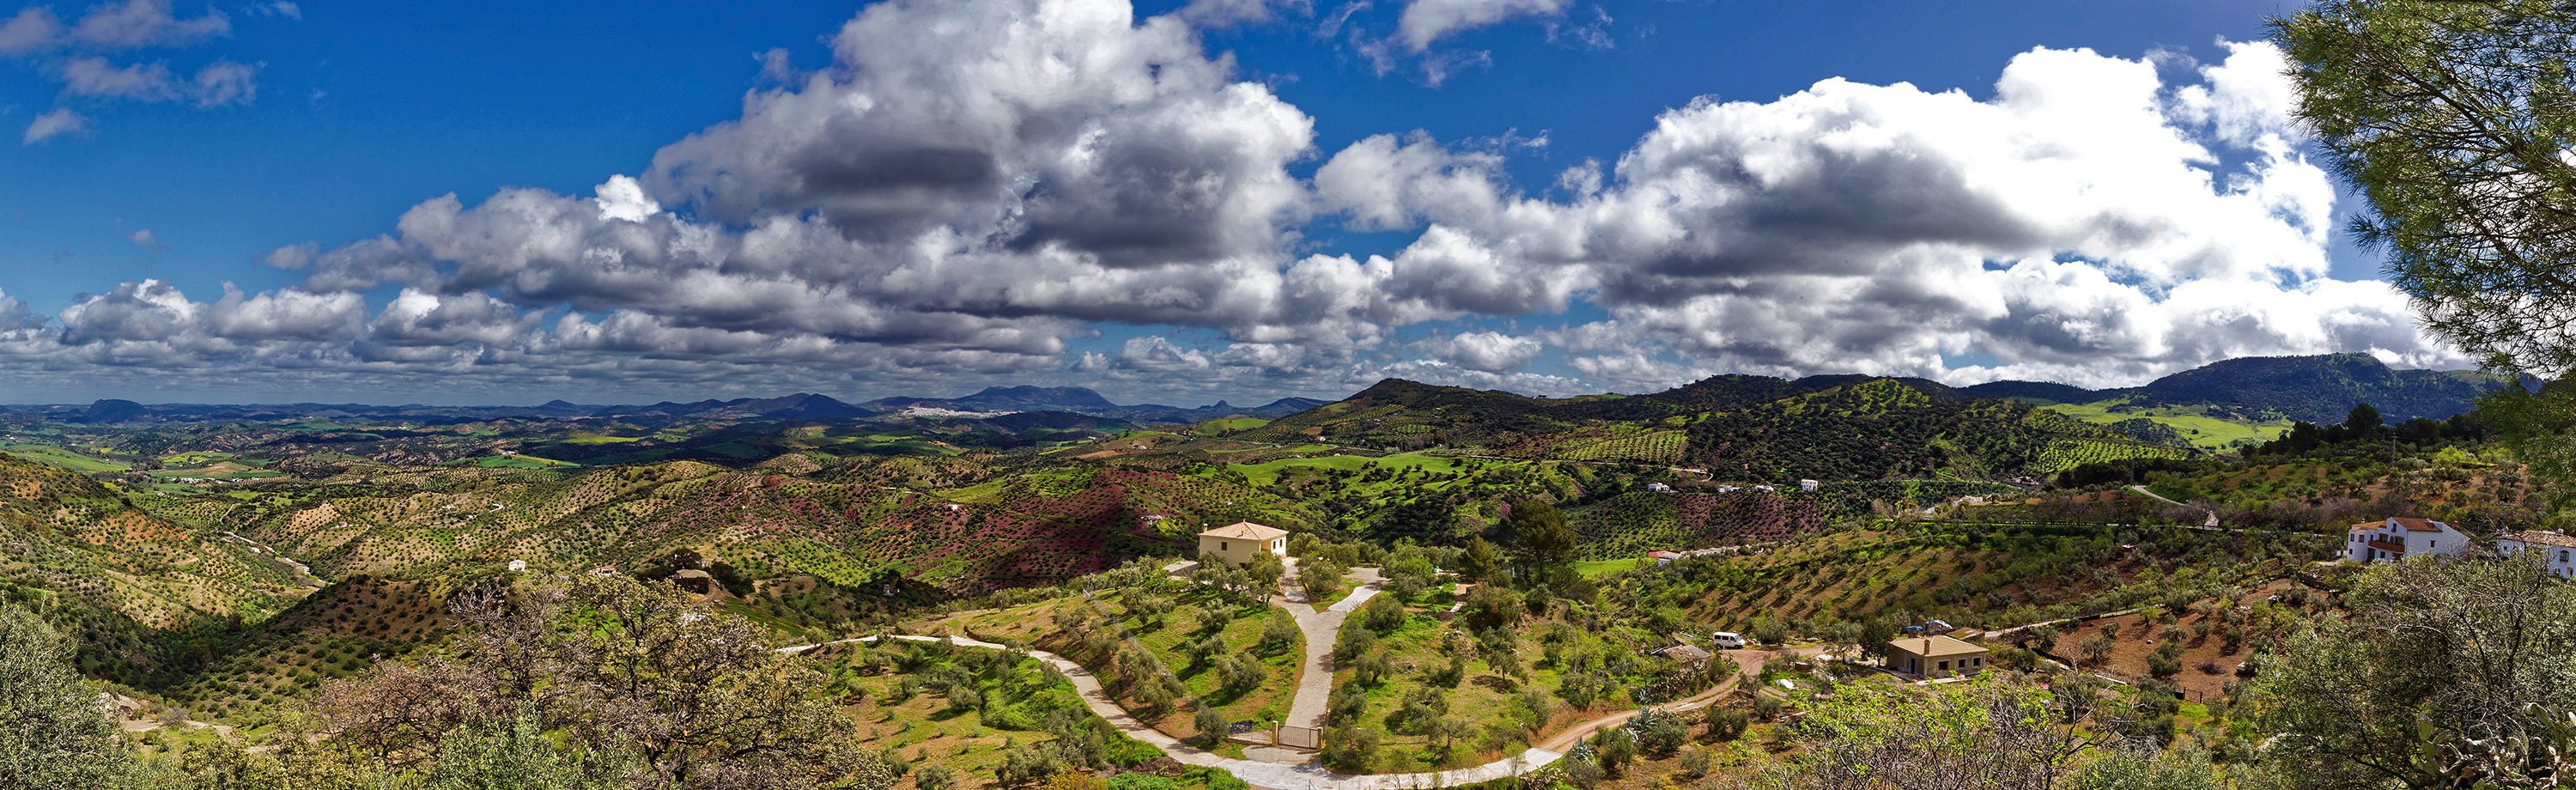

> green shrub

[{"left": 1108, "top": 775, "right": 1176, "bottom": 790}]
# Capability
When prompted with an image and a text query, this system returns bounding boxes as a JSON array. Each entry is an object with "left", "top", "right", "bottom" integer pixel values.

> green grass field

[
  {"left": 559, "top": 433, "right": 644, "bottom": 445},
  {"left": 2038, "top": 399, "right": 2294, "bottom": 451},
  {"left": 1574, "top": 558, "right": 1646, "bottom": 578},
  {"left": 1226, "top": 451, "right": 1485, "bottom": 486},
  {"left": 1193, "top": 416, "right": 1272, "bottom": 434},
  {"left": 3, "top": 445, "right": 131, "bottom": 473}
]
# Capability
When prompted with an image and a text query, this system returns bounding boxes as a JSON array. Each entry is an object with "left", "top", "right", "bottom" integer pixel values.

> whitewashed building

[
  {"left": 2498, "top": 531, "right": 2576, "bottom": 578},
  {"left": 2345, "top": 517, "right": 2469, "bottom": 563}
]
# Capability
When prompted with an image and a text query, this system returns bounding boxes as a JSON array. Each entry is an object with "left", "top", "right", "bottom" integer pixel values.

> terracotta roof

[
  {"left": 1886, "top": 635, "right": 1986, "bottom": 658},
  {"left": 2367, "top": 538, "right": 2409, "bottom": 554},
  {"left": 2503, "top": 531, "right": 2576, "bottom": 550},
  {"left": 2355, "top": 518, "right": 2452, "bottom": 533},
  {"left": 1199, "top": 521, "right": 1289, "bottom": 540}
]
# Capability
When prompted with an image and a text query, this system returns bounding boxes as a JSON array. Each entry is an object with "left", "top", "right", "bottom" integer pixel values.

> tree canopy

[
  {"left": 0, "top": 603, "right": 137, "bottom": 790},
  {"left": 2251, "top": 553, "right": 2576, "bottom": 790},
  {"left": 2275, "top": 0, "right": 2576, "bottom": 380}
]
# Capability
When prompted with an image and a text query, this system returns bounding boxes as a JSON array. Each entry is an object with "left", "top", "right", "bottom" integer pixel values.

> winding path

[
  {"left": 2128, "top": 485, "right": 2219, "bottom": 527},
  {"left": 1534, "top": 647, "right": 1816, "bottom": 753},
  {"left": 781, "top": 634, "right": 1560, "bottom": 790}
]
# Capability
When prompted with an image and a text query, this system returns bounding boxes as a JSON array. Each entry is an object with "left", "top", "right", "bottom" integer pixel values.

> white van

[{"left": 1710, "top": 631, "right": 1747, "bottom": 649}]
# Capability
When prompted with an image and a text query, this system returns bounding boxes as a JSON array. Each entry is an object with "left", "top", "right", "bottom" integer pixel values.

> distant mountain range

[
  {"left": 7, "top": 386, "right": 1332, "bottom": 427},
  {"left": 1601, "top": 353, "right": 2510, "bottom": 425},
  {"left": 0, "top": 353, "right": 2510, "bottom": 428},
  {"left": 858, "top": 386, "right": 1328, "bottom": 422},
  {"left": 1957, "top": 354, "right": 2513, "bottom": 424}
]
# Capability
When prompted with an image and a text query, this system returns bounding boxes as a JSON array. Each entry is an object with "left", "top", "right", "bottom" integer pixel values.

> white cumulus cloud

[{"left": 0, "top": 8, "right": 2467, "bottom": 403}]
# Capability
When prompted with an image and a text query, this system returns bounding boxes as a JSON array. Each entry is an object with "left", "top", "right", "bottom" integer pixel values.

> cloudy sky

[{"left": 0, "top": 0, "right": 2451, "bottom": 406}]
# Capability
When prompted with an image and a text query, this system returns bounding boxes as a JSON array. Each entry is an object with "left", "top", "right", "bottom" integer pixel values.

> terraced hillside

[
  {"left": 0, "top": 454, "right": 307, "bottom": 631},
  {"left": 1683, "top": 380, "right": 2191, "bottom": 479},
  {"left": 228, "top": 459, "right": 1326, "bottom": 596}
]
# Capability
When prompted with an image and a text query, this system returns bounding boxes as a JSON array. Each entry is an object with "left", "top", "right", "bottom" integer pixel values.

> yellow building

[
  {"left": 1197, "top": 521, "right": 1289, "bottom": 566},
  {"left": 1887, "top": 635, "right": 1987, "bottom": 678}
]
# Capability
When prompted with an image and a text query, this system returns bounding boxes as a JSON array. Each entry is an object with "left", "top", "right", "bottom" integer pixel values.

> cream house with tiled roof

[
  {"left": 2499, "top": 531, "right": 2576, "bottom": 578},
  {"left": 1197, "top": 521, "right": 1288, "bottom": 566},
  {"left": 1887, "top": 635, "right": 1986, "bottom": 678},
  {"left": 2345, "top": 517, "right": 2467, "bottom": 563}
]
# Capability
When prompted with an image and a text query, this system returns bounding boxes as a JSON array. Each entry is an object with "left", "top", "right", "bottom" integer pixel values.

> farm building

[
  {"left": 1887, "top": 635, "right": 1987, "bottom": 678},
  {"left": 2344, "top": 517, "right": 2468, "bottom": 563},
  {"left": 1654, "top": 644, "right": 1713, "bottom": 666},
  {"left": 1647, "top": 550, "right": 1683, "bottom": 565},
  {"left": 2499, "top": 530, "right": 2576, "bottom": 578},
  {"left": 1197, "top": 521, "right": 1289, "bottom": 566}
]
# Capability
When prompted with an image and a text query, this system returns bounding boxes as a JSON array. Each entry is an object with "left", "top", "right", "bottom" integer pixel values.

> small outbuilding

[
  {"left": 1887, "top": 635, "right": 1988, "bottom": 678},
  {"left": 1197, "top": 521, "right": 1289, "bottom": 566},
  {"left": 1656, "top": 644, "right": 1714, "bottom": 666}
]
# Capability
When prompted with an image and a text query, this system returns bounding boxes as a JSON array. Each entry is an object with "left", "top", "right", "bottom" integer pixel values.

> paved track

[{"left": 781, "top": 634, "right": 1561, "bottom": 790}]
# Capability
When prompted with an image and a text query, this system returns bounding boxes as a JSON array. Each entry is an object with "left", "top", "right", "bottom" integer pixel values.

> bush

[
  {"left": 2147, "top": 652, "right": 2182, "bottom": 680},
  {"left": 1353, "top": 649, "right": 1392, "bottom": 686},
  {"left": 1321, "top": 725, "right": 1378, "bottom": 771},
  {"left": 1257, "top": 615, "right": 1297, "bottom": 653},
  {"left": 1332, "top": 623, "right": 1376, "bottom": 663},
  {"left": 1749, "top": 617, "right": 1790, "bottom": 646},
  {"left": 1461, "top": 586, "right": 1521, "bottom": 631},
  {"left": 1327, "top": 685, "right": 1368, "bottom": 725},
  {"left": 915, "top": 763, "right": 955, "bottom": 790},
  {"left": 1637, "top": 711, "right": 1687, "bottom": 756},
  {"left": 1359, "top": 593, "right": 1407, "bottom": 633},
  {"left": 1561, "top": 758, "right": 1604, "bottom": 787},
  {"left": 1678, "top": 748, "right": 1713, "bottom": 779},
  {"left": 1190, "top": 768, "right": 1248, "bottom": 790},
  {"left": 1595, "top": 730, "right": 1637, "bottom": 775},
  {"left": 1703, "top": 706, "right": 1749, "bottom": 741},
  {"left": 1106, "top": 775, "right": 1174, "bottom": 790},
  {"left": 1194, "top": 706, "right": 1227, "bottom": 744}
]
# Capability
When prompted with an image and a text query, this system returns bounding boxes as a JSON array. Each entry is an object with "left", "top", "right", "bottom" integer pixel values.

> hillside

[
  {"left": 215, "top": 457, "right": 1338, "bottom": 599},
  {"left": 1685, "top": 380, "right": 2195, "bottom": 480},
  {"left": 0, "top": 454, "right": 308, "bottom": 631},
  {"left": 2117, "top": 353, "right": 2506, "bottom": 423}
]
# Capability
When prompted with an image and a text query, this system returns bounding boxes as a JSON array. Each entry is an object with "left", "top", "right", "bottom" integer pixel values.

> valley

[{"left": 0, "top": 353, "right": 2560, "bottom": 790}]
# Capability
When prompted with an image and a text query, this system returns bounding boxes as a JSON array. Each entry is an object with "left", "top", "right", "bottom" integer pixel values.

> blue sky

[{"left": 0, "top": 0, "right": 2441, "bottom": 405}]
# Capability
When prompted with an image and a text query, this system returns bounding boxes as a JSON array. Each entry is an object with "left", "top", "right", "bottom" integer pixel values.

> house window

[
  {"left": 1220, "top": 541, "right": 1228, "bottom": 550},
  {"left": 2561, "top": 550, "right": 2569, "bottom": 563},
  {"left": 1938, "top": 660, "right": 1949, "bottom": 672}
]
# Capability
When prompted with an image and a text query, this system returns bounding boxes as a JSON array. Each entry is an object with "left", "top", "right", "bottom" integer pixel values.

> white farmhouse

[
  {"left": 2498, "top": 531, "right": 2576, "bottom": 578},
  {"left": 2344, "top": 517, "right": 2469, "bottom": 563}
]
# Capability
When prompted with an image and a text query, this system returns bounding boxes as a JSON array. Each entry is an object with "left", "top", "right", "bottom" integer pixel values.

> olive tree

[
  {"left": 308, "top": 576, "right": 890, "bottom": 790},
  {"left": 0, "top": 603, "right": 137, "bottom": 790},
  {"left": 2250, "top": 553, "right": 2576, "bottom": 790},
  {"left": 1779, "top": 675, "right": 2089, "bottom": 790}
]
